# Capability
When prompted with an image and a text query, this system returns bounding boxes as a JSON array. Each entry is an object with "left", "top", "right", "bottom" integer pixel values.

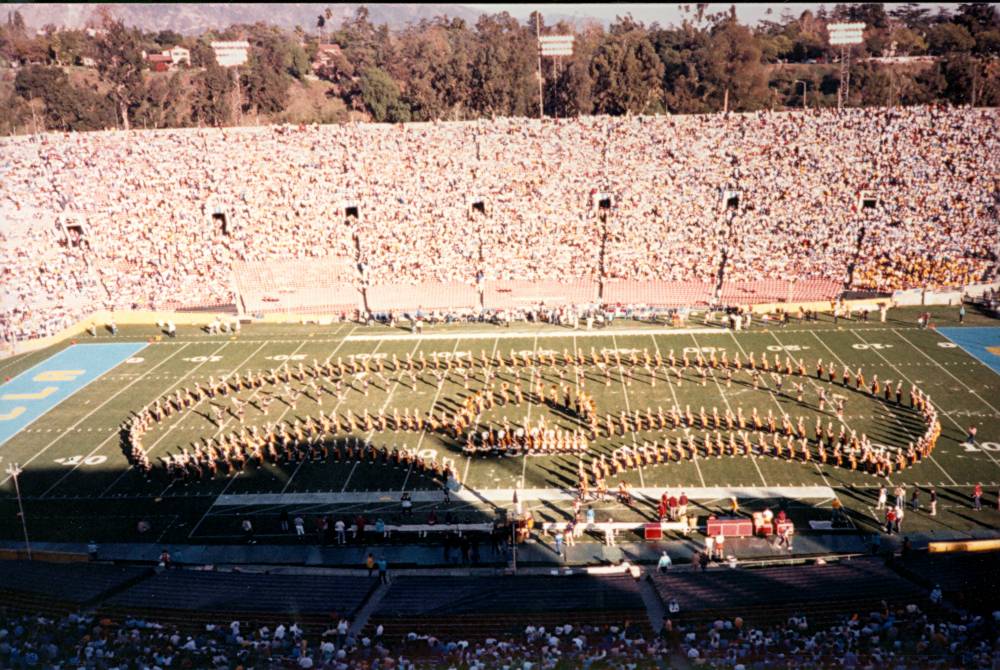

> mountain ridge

[{"left": 6, "top": 3, "right": 595, "bottom": 35}]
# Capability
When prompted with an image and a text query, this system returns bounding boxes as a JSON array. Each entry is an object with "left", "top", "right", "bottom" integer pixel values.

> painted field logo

[{"left": 0, "top": 342, "right": 147, "bottom": 446}]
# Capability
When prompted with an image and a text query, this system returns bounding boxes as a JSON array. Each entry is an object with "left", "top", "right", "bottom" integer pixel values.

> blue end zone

[
  {"left": 937, "top": 327, "right": 1000, "bottom": 377},
  {"left": 0, "top": 342, "right": 148, "bottom": 446}
]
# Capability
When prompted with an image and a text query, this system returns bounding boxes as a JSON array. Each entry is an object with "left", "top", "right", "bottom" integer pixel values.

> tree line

[{"left": 1, "top": 3, "right": 998, "bottom": 134}]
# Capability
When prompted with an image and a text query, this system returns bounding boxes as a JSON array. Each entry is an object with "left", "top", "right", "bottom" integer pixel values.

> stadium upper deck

[{"left": 1, "top": 105, "right": 997, "bottom": 343}]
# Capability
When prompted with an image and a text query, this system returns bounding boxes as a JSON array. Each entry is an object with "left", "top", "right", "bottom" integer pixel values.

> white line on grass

[
  {"left": 876, "top": 330, "right": 999, "bottom": 476},
  {"left": 807, "top": 331, "right": 898, "bottom": 487},
  {"left": 95, "top": 341, "right": 245, "bottom": 497},
  {"left": 518, "top": 334, "right": 540, "bottom": 490},
  {"left": 0, "top": 350, "right": 43, "bottom": 375},
  {"left": 344, "top": 327, "right": 724, "bottom": 342},
  {"left": 611, "top": 334, "right": 645, "bottom": 488},
  {"left": 459, "top": 336, "right": 499, "bottom": 489},
  {"left": 849, "top": 329, "right": 967, "bottom": 482},
  {"left": 38, "top": 344, "right": 194, "bottom": 497},
  {"left": 697, "top": 332, "right": 769, "bottom": 487},
  {"left": 278, "top": 327, "right": 359, "bottom": 495},
  {"left": 190, "top": 328, "right": 356, "bottom": 539},
  {"left": 0, "top": 342, "right": 185, "bottom": 488},
  {"left": 893, "top": 329, "right": 1000, "bottom": 414},
  {"left": 649, "top": 334, "right": 706, "bottom": 487},
  {"left": 344, "top": 339, "right": 422, "bottom": 493},
  {"left": 765, "top": 331, "right": 844, "bottom": 491}
]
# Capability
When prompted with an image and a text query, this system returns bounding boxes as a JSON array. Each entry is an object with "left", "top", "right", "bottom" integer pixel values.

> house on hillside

[
  {"left": 146, "top": 53, "right": 172, "bottom": 72},
  {"left": 211, "top": 40, "right": 250, "bottom": 67},
  {"left": 168, "top": 45, "right": 190, "bottom": 67},
  {"left": 144, "top": 47, "right": 189, "bottom": 72}
]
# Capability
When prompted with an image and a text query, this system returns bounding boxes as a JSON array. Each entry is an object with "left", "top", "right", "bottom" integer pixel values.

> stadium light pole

[
  {"left": 6, "top": 463, "right": 32, "bottom": 560},
  {"left": 538, "top": 28, "right": 575, "bottom": 120},
  {"left": 828, "top": 23, "right": 865, "bottom": 111}
]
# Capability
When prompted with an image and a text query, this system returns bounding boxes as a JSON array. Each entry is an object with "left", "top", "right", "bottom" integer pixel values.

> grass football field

[{"left": 0, "top": 305, "right": 998, "bottom": 548}]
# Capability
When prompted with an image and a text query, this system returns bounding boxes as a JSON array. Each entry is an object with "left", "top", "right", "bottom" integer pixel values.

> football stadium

[{"left": 1, "top": 3, "right": 999, "bottom": 668}]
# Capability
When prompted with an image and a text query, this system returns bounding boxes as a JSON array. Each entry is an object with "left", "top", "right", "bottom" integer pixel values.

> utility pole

[{"left": 7, "top": 463, "right": 31, "bottom": 560}]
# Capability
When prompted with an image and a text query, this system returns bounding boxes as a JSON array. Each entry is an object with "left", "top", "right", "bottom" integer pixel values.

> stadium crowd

[
  {"left": 0, "top": 601, "right": 996, "bottom": 669},
  {"left": 672, "top": 603, "right": 999, "bottom": 669},
  {"left": 2, "top": 105, "right": 997, "bottom": 343}
]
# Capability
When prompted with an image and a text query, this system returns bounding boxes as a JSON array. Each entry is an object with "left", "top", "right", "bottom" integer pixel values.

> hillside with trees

[{"left": 1, "top": 3, "right": 998, "bottom": 135}]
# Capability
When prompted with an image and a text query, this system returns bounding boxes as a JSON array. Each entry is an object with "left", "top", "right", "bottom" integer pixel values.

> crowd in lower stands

[
  {"left": 672, "top": 604, "right": 998, "bottom": 669},
  {"left": 0, "top": 602, "right": 996, "bottom": 669},
  {"left": 1, "top": 105, "right": 997, "bottom": 343}
]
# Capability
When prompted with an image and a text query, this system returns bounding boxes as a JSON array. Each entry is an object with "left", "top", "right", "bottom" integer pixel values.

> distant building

[
  {"left": 211, "top": 40, "right": 250, "bottom": 68},
  {"left": 168, "top": 45, "right": 190, "bottom": 67},
  {"left": 147, "top": 53, "right": 172, "bottom": 72},
  {"left": 143, "top": 46, "right": 189, "bottom": 72}
]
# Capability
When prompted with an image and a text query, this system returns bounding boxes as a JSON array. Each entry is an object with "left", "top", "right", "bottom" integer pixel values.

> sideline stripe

[{"left": 0, "top": 343, "right": 147, "bottom": 447}]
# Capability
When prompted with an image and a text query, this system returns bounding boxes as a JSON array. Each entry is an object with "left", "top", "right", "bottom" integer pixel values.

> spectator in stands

[
  {"left": 3, "top": 107, "right": 996, "bottom": 343},
  {"left": 241, "top": 517, "right": 256, "bottom": 545},
  {"left": 657, "top": 551, "right": 673, "bottom": 573}
]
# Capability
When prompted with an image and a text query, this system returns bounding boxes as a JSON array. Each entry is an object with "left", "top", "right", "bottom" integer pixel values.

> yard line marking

[
  {"left": 807, "top": 331, "right": 895, "bottom": 487},
  {"left": 460, "top": 336, "right": 499, "bottom": 489},
  {"left": 349, "top": 338, "right": 422, "bottom": 493},
  {"left": 403, "top": 338, "right": 459, "bottom": 489},
  {"left": 278, "top": 326, "right": 359, "bottom": 495},
  {"left": 893, "top": 329, "right": 1000, "bottom": 415},
  {"left": 701, "top": 333, "right": 768, "bottom": 487},
  {"left": 0, "top": 343, "right": 185, "bottom": 489},
  {"left": 611, "top": 334, "right": 644, "bottom": 488},
  {"left": 649, "top": 334, "right": 705, "bottom": 487},
  {"left": 38, "top": 344, "right": 194, "bottom": 497},
  {"left": 95, "top": 341, "right": 243, "bottom": 497},
  {"left": 849, "top": 330, "right": 961, "bottom": 484},
  {"left": 189, "top": 328, "right": 355, "bottom": 539},
  {"left": 0, "top": 350, "right": 43, "bottom": 375},
  {"left": 882, "top": 329, "right": 1000, "bottom": 475},
  {"left": 152, "top": 340, "right": 278, "bottom": 499},
  {"left": 345, "top": 324, "right": 929, "bottom": 343},
  {"left": 519, "top": 334, "right": 540, "bottom": 490},
  {"left": 213, "top": 484, "right": 838, "bottom": 506},
  {"left": 765, "top": 331, "right": 839, "bottom": 491}
]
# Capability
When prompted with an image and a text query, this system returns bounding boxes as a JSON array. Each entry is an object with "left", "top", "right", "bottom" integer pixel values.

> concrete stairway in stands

[{"left": 349, "top": 580, "right": 391, "bottom": 639}]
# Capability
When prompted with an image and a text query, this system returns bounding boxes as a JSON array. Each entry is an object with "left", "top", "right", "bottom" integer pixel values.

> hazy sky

[{"left": 463, "top": 3, "right": 959, "bottom": 27}]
